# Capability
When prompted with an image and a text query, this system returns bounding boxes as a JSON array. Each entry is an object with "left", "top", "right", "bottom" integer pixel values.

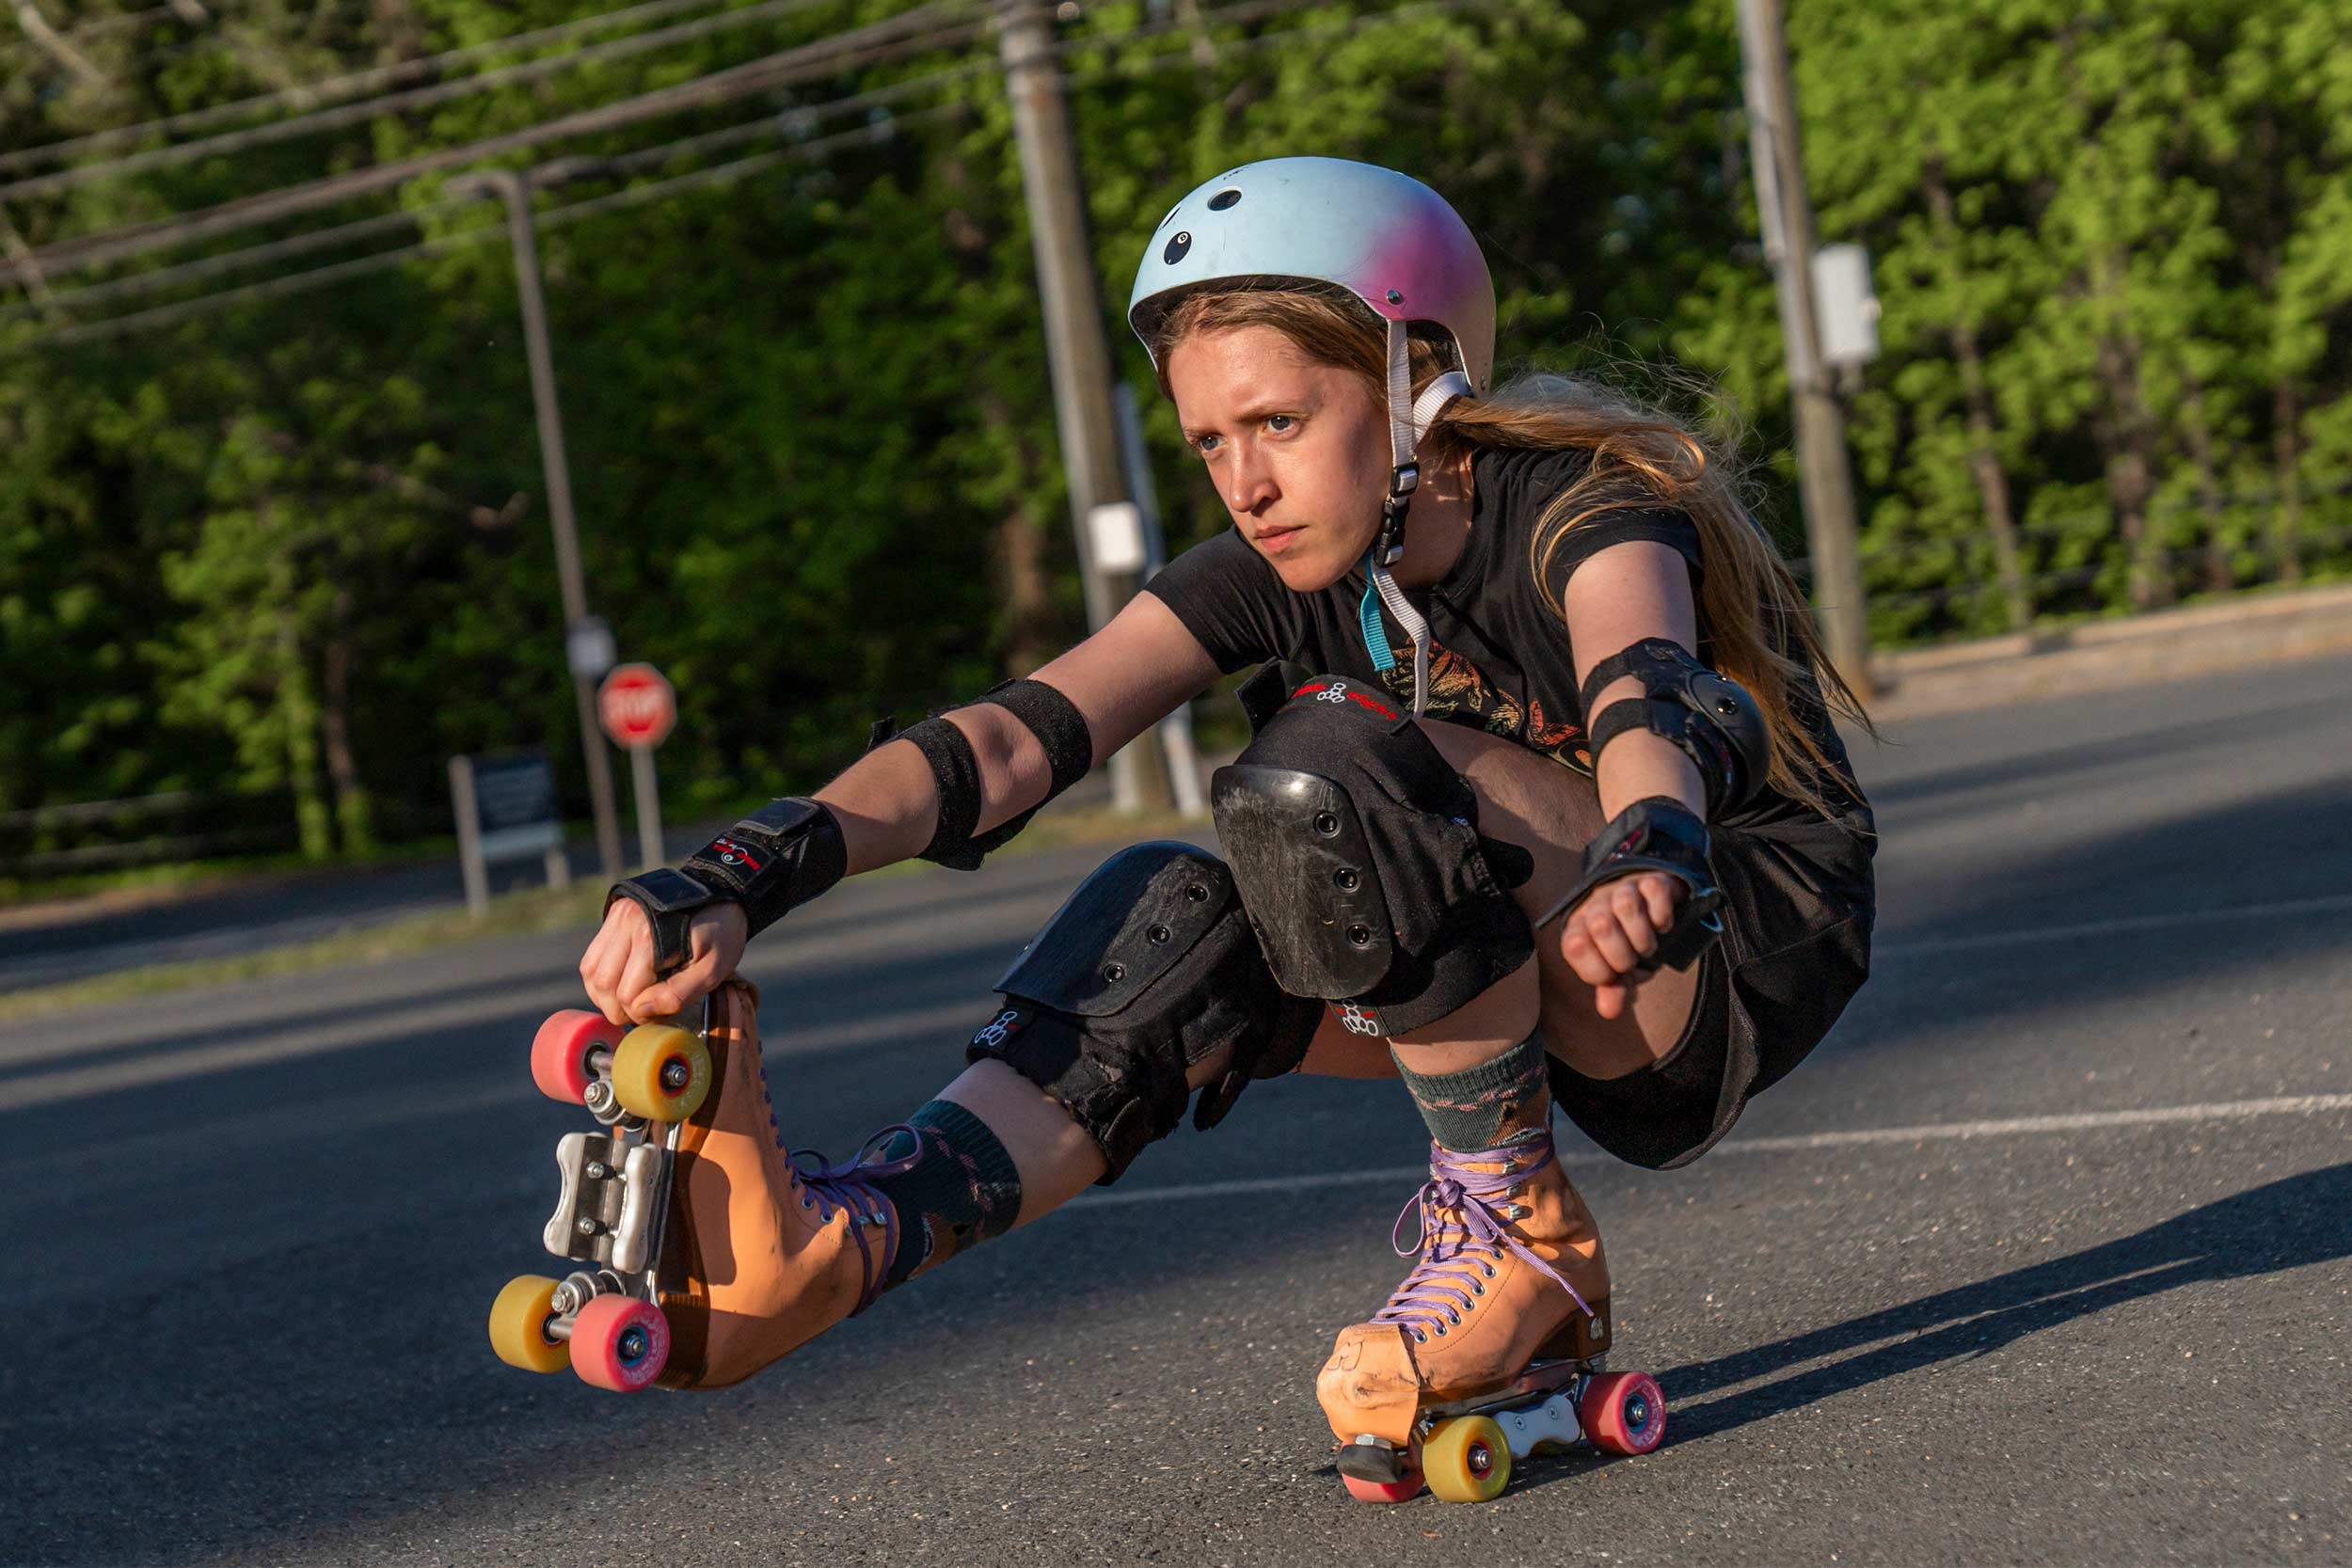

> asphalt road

[{"left": 5, "top": 654, "right": 2348, "bottom": 1567}]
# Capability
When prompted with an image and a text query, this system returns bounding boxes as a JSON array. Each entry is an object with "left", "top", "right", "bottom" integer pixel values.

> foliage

[{"left": 0, "top": 0, "right": 2344, "bottom": 858}]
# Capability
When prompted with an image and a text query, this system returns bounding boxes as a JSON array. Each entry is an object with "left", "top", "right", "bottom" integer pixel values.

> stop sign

[{"left": 597, "top": 662, "right": 675, "bottom": 749}]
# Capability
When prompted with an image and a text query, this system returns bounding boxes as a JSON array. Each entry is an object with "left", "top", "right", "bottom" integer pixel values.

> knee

[
  {"left": 1210, "top": 673, "right": 1534, "bottom": 1042},
  {"left": 964, "top": 842, "right": 1321, "bottom": 1183}
]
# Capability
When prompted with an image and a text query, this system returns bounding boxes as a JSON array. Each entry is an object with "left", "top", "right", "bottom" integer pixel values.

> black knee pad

[
  {"left": 964, "top": 842, "right": 1323, "bottom": 1183},
  {"left": 1209, "top": 669, "right": 1534, "bottom": 1039}
]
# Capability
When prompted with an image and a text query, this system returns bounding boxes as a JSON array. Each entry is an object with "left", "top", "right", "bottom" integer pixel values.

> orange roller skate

[
  {"left": 487, "top": 980, "right": 913, "bottom": 1392},
  {"left": 1316, "top": 1129, "right": 1664, "bottom": 1503}
]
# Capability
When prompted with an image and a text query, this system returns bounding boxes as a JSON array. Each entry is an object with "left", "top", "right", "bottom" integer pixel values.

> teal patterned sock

[
  {"left": 1391, "top": 1034, "right": 1551, "bottom": 1152},
  {"left": 865, "top": 1100, "right": 1025, "bottom": 1291}
]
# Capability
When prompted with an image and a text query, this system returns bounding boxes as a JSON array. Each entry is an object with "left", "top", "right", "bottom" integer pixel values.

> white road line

[
  {"left": 1877, "top": 891, "right": 2352, "bottom": 958},
  {"left": 1066, "top": 1092, "right": 2352, "bottom": 1210},
  {"left": 0, "top": 989, "right": 992, "bottom": 1110}
]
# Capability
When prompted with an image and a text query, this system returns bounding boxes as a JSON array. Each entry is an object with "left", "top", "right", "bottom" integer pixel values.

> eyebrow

[{"left": 1183, "top": 400, "right": 1299, "bottom": 440}]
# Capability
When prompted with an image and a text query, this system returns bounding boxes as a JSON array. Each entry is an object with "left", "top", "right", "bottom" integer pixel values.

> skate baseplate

[
  {"left": 1335, "top": 1354, "right": 1666, "bottom": 1504},
  {"left": 486, "top": 1004, "right": 715, "bottom": 1392}
]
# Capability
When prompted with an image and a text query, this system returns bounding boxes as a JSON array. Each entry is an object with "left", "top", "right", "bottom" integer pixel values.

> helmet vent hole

[
  {"left": 1208, "top": 188, "right": 1242, "bottom": 211},
  {"left": 1164, "top": 230, "right": 1192, "bottom": 264}
]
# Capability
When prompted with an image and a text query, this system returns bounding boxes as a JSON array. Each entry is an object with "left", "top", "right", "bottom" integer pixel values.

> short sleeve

[
  {"left": 1538, "top": 507, "right": 1705, "bottom": 602},
  {"left": 1142, "top": 531, "right": 1296, "bottom": 675}
]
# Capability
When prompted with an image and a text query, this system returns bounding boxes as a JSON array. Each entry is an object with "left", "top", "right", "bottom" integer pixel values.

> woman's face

[{"left": 1165, "top": 324, "right": 1388, "bottom": 592}]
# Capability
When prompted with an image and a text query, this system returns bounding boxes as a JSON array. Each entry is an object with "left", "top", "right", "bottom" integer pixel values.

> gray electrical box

[{"left": 1811, "top": 243, "right": 1881, "bottom": 370}]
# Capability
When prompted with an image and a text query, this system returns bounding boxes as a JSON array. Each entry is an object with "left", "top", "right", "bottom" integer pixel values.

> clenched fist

[
  {"left": 578, "top": 897, "right": 749, "bottom": 1026},
  {"left": 1556, "top": 871, "right": 1684, "bottom": 1022}
]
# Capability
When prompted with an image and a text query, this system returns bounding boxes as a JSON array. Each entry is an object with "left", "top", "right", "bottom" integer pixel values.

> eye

[
  {"left": 1191, "top": 433, "right": 1221, "bottom": 455},
  {"left": 1265, "top": 414, "right": 1295, "bottom": 434}
]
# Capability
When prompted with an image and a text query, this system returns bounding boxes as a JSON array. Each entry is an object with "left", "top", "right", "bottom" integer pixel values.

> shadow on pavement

[{"left": 1656, "top": 1162, "right": 2352, "bottom": 1444}]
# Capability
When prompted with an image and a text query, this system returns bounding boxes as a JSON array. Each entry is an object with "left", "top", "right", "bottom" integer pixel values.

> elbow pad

[
  {"left": 1580, "top": 639, "right": 1770, "bottom": 816},
  {"left": 870, "top": 676, "right": 1094, "bottom": 871}
]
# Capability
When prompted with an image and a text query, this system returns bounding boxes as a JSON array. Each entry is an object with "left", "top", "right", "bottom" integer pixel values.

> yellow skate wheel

[
  {"left": 488, "top": 1275, "right": 570, "bottom": 1373},
  {"left": 610, "top": 1024, "right": 711, "bottom": 1121},
  {"left": 1422, "top": 1415, "right": 1512, "bottom": 1503}
]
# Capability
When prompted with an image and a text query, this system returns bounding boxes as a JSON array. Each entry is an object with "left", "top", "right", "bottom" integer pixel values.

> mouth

[{"left": 1255, "top": 525, "right": 1305, "bottom": 556}]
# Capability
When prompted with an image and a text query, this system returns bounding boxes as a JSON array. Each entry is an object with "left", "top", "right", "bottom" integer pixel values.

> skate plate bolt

[
  {"left": 585, "top": 1162, "right": 610, "bottom": 1180},
  {"left": 575, "top": 1217, "right": 601, "bottom": 1237}
]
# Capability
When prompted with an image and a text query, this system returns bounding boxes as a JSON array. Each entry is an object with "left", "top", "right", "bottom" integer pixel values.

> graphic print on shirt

[{"left": 1371, "top": 631, "right": 1593, "bottom": 774}]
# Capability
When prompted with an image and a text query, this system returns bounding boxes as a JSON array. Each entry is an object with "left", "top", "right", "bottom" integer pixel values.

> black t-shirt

[{"left": 1145, "top": 442, "right": 1872, "bottom": 850}]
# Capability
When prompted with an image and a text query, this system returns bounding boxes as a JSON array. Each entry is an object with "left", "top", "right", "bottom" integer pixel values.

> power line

[
  {"left": 0, "top": 0, "right": 673, "bottom": 122},
  {"left": 0, "top": 0, "right": 339, "bottom": 71},
  {"left": 22, "top": 105, "right": 966, "bottom": 348},
  {"left": 8, "top": 0, "right": 1500, "bottom": 323},
  {"left": 8, "top": 0, "right": 985, "bottom": 282},
  {"left": 0, "top": 0, "right": 824, "bottom": 193},
  {"left": 0, "top": 49, "right": 988, "bottom": 328}
]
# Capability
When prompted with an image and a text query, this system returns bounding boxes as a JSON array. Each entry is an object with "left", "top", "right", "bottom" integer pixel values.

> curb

[{"left": 1865, "top": 582, "right": 2352, "bottom": 721}]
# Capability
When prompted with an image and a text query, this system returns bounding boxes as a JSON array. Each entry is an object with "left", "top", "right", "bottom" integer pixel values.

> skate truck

[
  {"left": 1340, "top": 1355, "right": 1664, "bottom": 1505},
  {"left": 486, "top": 1005, "right": 714, "bottom": 1391}
]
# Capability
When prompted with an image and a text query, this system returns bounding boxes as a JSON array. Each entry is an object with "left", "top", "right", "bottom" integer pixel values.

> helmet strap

[{"left": 1364, "top": 315, "right": 1473, "bottom": 716}]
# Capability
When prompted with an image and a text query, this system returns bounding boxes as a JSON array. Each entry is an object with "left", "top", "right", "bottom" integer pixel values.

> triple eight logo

[
  {"left": 972, "top": 1008, "right": 1025, "bottom": 1051},
  {"left": 1335, "top": 1001, "right": 1385, "bottom": 1037}
]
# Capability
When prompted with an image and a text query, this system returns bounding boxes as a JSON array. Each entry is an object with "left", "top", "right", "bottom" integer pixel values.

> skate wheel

[
  {"left": 1422, "top": 1415, "right": 1511, "bottom": 1503},
  {"left": 1341, "top": 1469, "right": 1425, "bottom": 1505},
  {"left": 609, "top": 1024, "right": 711, "bottom": 1121},
  {"left": 1581, "top": 1370, "right": 1665, "bottom": 1456},
  {"left": 570, "top": 1294, "right": 670, "bottom": 1391},
  {"left": 487, "top": 1275, "right": 570, "bottom": 1374},
  {"left": 532, "top": 1010, "right": 624, "bottom": 1104}
]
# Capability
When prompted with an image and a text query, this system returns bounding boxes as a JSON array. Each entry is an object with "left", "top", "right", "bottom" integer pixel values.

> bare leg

[
  {"left": 936, "top": 1059, "right": 1108, "bottom": 1227},
  {"left": 1415, "top": 721, "right": 1702, "bottom": 1082},
  {"left": 942, "top": 719, "right": 1704, "bottom": 1229}
]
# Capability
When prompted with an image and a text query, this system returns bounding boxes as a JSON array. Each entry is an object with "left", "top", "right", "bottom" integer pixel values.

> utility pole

[
  {"left": 449, "top": 163, "right": 628, "bottom": 881},
  {"left": 1736, "top": 0, "right": 1873, "bottom": 695},
  {"left": 997, "top": 0, "right": 1176, "bottom": 813}
]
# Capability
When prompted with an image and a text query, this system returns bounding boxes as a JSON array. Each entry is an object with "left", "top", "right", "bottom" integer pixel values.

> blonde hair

[{"left": 1149, "top": 283, "right": 1873, "bottom": 819}]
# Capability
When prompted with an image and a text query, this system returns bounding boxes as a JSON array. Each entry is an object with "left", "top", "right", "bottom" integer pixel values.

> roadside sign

[
  {"left": 566, "top": 615, "right": 617, "bottom": 679},
  {"left": 449, "top": 750, "right": 570, "bottom": 918},
  {"left": 597, "top": 663, "right": 675, "bottom": 750}
]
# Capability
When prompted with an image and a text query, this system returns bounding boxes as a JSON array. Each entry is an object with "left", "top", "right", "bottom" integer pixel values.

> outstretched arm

[
  {"left": 818, "top": 592, "right": 1221, "bottom": 875},
  {"left": 581, "top": 593, "right": 1221, "bottom": 1023}
]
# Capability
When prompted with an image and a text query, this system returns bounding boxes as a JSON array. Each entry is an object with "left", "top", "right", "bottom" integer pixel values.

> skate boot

[
  {"left": 1316, "top": 1129, "right": 1665, "bottom": 1503},
  {"left": 653, "top": 978, "right": 917, "bottom": 1389},
  {"left": 489, "top": 980, "right": 920, "bottom": 1392}
]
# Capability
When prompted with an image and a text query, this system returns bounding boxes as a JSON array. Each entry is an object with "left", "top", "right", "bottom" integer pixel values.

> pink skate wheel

[
  {"left": 532, "top": 1010, "right": 624, "bottom": 1104},
  {"left": 570, "top": 1294, "right": 670, "bottom": 1392},
  {"left": 1342, "top": 1468, "right": 1425, "bottom": 1505},
  {"left": 1580, "top": 1370, "right": 1665, "bottom": 1455}
]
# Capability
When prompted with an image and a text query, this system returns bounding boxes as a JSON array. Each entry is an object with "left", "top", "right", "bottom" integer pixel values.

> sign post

[
  {"left": 597, "top": 662, "right": 676, "bottom": 872},
  {"left": 448, "top": 751, "right": 569, "bottom": 919}
]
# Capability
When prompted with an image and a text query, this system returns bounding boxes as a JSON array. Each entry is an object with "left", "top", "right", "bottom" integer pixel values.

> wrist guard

[
  {"left": 605, "top": 797, "right": 847, "bottom": 973},
  {"left": 1536, "top": 796, "right": 1724, "bottom": 974}
]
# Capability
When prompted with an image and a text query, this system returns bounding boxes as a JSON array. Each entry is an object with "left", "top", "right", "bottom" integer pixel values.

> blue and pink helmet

[{"left": 1126, "top": 156, "right": 1495, "bottom": 396}]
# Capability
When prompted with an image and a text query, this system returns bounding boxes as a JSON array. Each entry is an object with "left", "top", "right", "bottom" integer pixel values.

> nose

[{"left": 1226, "top": 446, "right": 1277, "bottom": 517}]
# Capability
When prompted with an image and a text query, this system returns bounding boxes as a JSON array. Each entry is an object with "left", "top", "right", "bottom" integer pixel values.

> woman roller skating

[{"left": 562, "top": 157, "right": 1877, "bottom": 1501}]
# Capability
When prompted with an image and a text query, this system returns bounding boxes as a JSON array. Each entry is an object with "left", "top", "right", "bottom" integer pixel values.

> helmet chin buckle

[{"left": 1373, "top": 463, "right": 1418, "bottom": 567}]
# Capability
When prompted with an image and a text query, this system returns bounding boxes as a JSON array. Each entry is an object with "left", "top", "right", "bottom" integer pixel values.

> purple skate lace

[
  {"left": 1374, "top": 1136, "right": 1594, "bottom": 1345},
  {"left": 788, "top": 1124, "right": 920, "bottom": 1316}
]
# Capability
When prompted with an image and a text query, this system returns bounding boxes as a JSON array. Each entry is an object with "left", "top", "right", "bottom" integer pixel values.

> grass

[{"left": 0, "top": 800, "right": 1210, "bottom": 1025}]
